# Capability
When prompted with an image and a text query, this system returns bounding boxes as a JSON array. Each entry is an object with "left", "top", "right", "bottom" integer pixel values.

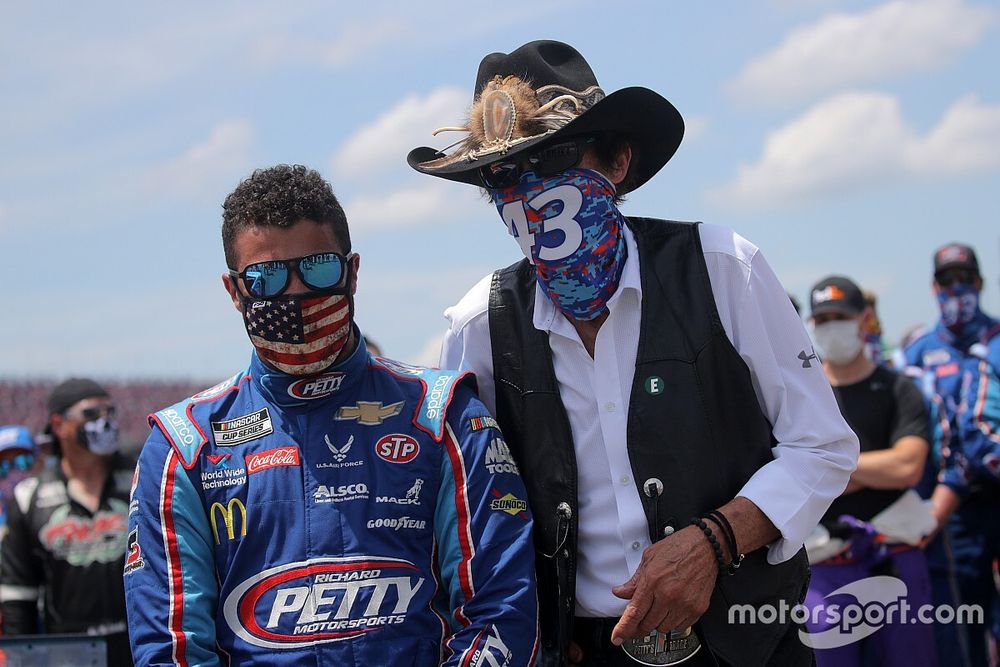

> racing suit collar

[
  {"left": 934, "top": 311, "right": 995, "bottom": 353},
  {"left": 250, "top": 326, "right": 368, "bottom": 408}
]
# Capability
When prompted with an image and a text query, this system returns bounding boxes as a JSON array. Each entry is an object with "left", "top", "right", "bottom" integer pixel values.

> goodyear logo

[{"left": 210, "top": 498, "right": 248, "bottom": 544}]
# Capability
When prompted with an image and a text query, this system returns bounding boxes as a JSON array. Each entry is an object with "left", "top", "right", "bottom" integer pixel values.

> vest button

[{"left": 631, "top": 541, "right": 641, "bottom": 550}]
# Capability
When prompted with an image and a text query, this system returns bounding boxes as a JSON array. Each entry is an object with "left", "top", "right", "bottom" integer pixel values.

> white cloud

[
  {"left": 252, "top": 17, "right": 407, "bottom": 68},
  {"left": 344, "top": 182, "right": 483, "bottom": 233},
  {"left": 906, "top": 94, "right": 1000, "bottom": 173},
  {"left": 729, "top": 0, "right": 996, "bottom": 105},
  {"left": 331, "top": 87, "right": 469, "bottom": 178},
  {"left": 142, "top": 120, "right": 254, "bottom": 202},
  {"left": 710, "top": 92, "right": 1000, "bottom": 209}
]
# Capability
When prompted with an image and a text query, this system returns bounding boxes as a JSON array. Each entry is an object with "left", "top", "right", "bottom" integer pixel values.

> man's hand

[{"left": 609, "top": 525, "right": 718, "bottom": 645}]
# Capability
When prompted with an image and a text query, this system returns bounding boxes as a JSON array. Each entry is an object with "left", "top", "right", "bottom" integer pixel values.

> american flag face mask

[{"left": 241, "top": 288, "right": 353, "bottom": 376}]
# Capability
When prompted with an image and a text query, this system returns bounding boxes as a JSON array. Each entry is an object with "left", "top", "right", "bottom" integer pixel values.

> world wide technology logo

[{"left": 728, "top": 576, "right": 983, "bottom": 649}]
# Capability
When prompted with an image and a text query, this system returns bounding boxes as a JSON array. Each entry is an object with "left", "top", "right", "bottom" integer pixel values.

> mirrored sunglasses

[
  {"left": 231, "top": 252, "right": 354, "bottom": 298},
  {"left": 0, "top": 454, "right": 34, "bottom": 479},
  {"left": 479, "top": 136, "right": 596, "bottom": 189}
]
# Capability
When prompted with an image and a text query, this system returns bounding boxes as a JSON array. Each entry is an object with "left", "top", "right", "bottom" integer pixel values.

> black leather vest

[{"left": 488, "top": 217, "right": 809, "bottom": 666}]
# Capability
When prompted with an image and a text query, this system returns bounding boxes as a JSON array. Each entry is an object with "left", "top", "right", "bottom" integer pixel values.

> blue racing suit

[
  {"left": 904, "top": 317, "right": 1000, "bottom": 666},
  {"left": 124, "top": 339, "right": 539, "bottom": 666}
]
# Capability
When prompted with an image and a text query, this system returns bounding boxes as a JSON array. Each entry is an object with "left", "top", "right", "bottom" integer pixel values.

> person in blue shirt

[
  {"left": 903, "top": 242, "right": 1000, "bottom": 665},
  {"left": 124, "top": 164, "right": 539, "bottom": 667}
]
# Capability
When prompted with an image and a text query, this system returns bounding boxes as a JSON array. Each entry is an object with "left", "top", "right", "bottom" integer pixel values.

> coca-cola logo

[
  {"left": 287, "top": 373, "right": 345, "bottom": 400},
  {"left": 245, "top": 447, "right": 301, "bottom": 475},
  {"left": 374, "top": 434, "right": 420, "bottom": 464}
]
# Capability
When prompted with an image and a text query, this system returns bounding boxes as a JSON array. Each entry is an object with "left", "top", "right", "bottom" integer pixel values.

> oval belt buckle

[{"left": 621, "top": 626, "right": 701, "bottom": 665}]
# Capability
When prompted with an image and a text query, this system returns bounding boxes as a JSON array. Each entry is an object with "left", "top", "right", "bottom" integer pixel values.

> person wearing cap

[
  {"left": 411, "top": 40, "right": 859, "bottom": 666},
  {"left": 0, "top": 378, "right": 134, "bottom": 665},
  {"left": 0, "top": 426, "right": 42, "bottom": 538},
  {"left": 902, "top": 244, "right": 1000, "bottom": 664},
  {"left": 803, "top": 276, "right": 935, "bottom": 665},
  {"left": 123, "top": 165, "right": 538, "bottom": 666}
]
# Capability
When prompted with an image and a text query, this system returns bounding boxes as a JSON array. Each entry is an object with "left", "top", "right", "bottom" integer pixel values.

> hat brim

[
  {"left": 810, "top": 302, "right": 863, "bottom": 318},
  {"left": 407, "top": 87, "right": 684, "bottom": 195}
]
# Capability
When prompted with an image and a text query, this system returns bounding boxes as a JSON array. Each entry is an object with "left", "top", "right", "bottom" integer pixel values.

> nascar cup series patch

[
  {"left": 212, "top": 408, "right": 273, "bottom": 446},
  {"left": 222, "top": 556, "right": 425, "bottom": 649}
]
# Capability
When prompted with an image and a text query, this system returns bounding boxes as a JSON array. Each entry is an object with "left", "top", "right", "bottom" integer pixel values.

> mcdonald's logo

[{"left": 209, "top": 498, "right": 247, "bottom": 544}]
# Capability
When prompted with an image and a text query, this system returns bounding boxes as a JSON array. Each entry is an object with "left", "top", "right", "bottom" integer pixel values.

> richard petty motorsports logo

[
  {"left": 222, "top": 556, "right": 425, "bottom": 649},
  {"left": 287, "top": 373, "right": 345, "bottom": 400}
]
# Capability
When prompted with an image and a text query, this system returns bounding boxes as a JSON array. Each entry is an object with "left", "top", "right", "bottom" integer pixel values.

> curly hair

[{"left": 222, "top": 164, "right": 350, "bottom": 269}]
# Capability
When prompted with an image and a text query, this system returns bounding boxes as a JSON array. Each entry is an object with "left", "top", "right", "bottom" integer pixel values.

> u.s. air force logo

[{"left": 222, "top": 556, "right": 425, "bottom": 649}]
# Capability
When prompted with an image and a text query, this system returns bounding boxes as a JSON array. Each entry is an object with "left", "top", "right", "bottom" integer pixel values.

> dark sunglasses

[
  {"left": 479, "top": 136, "right": 597, "bottom": 189},
  {"left": 936, "top": 269, "right": 977, "bottom": 287},
  {"left": 230, "top": 252, "right": 355, "bottom": 298},
  {"left": 68, "top": 405, "right": 117, "bottom": 422},
  {"left": 0, "top": 454, "right": 34, "bottom": 479}
]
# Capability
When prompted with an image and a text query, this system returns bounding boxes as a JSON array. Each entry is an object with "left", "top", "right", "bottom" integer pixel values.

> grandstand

[{"left": 0, "top": 379, "right": 208, "bottom": 454}]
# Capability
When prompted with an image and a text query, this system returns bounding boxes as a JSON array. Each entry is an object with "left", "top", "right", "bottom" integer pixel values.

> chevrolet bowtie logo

[
  {"left": 334, "top": 401, "right": 405, "bottom": 426},
  {"left": 798, "top": 350, "right": 818, "bottom": 368}
]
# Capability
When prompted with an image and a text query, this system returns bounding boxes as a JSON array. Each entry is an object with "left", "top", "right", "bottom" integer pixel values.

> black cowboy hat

[{"left": 406, "top": 40, "right": 684, "bottom": 194}]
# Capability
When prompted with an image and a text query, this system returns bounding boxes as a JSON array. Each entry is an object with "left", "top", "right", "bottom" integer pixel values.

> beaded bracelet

[
  {"left": 704, "top": 511, "right": 744, "bottom": 575},
  {"left": 706, "top": 510, "right": 737, "bottom": 554},
  {"left": 690, "top": 517, "right": 727, "bottom": 574}
]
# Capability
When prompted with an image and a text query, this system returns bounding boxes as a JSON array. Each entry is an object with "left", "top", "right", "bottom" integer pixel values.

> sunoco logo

[
  {"left": 288, "top": 373, "right": 345, "bottom": 400},
  {"left": 490, "top": 489, "right": 528, "bottom": 519},
  {"left": 222, "top": 557, "right": 425, "bottom": 649}
]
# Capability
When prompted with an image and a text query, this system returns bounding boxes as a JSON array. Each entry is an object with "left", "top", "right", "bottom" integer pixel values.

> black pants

[{"left": 572, "top": 618, "right": 815, "bottom": 667}]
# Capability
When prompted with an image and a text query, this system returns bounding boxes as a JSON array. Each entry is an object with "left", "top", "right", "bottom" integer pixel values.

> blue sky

[{"left": 1, "top": 0, "right": 998, "bottom": 380}]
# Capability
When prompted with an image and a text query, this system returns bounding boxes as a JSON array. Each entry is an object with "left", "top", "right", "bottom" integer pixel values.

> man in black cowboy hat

[{"left": 410, "top": 40, "right": 859, "bottom": 666}]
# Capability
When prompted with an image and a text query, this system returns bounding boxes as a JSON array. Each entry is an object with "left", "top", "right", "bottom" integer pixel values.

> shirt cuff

[{"left": 737, "top": 460, "right": 844, "bottom": 565}]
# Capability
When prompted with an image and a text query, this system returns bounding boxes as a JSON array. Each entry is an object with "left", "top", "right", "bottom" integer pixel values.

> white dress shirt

[{"left": 440, "top": 223, "right": 858, "bottom": 617}]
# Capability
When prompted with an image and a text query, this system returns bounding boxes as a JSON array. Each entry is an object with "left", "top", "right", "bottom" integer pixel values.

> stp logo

[
  {"left": 375, "top": 434, "right": 420, "bottom": 464},
  {"left": 287, "top": 373, "right": 345, "bottom": 400},
  {"left": 222, "top": 556, "right": 425, "bottom": 649}
]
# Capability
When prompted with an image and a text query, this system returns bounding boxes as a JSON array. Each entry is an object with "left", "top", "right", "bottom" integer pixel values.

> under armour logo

[
  {"left": 798, "top": 350, "right": 818, "bottom": 368},
  {"left": 325, "top": 434, "right": 354, "bottom": 462}
]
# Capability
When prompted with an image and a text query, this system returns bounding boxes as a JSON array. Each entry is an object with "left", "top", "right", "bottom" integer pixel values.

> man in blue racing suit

[
  {"left": 124, "top": 164, "right": 539, "bottom": 666},
  {"left": 903, "top": 242, "right": 1000, "bottom": 665}
]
